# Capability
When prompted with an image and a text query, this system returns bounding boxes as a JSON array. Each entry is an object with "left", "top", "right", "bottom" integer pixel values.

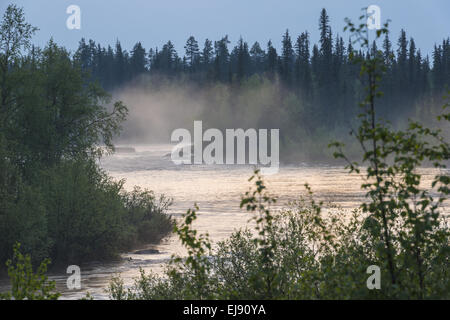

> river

[{"left": 1, "top": 144, "right": 447, "bottom": 299}]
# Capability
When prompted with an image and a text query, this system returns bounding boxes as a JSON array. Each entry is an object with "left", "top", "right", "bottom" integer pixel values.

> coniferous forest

[
  {"left": 0, "top": 3, "right": 449, "bottom": 302},
  {"left": 73, "top": 9, "right": 450, "bottom": 160}
]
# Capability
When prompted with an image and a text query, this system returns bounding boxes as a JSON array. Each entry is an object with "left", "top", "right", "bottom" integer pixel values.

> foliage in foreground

[
  {"left": 108, "top": 14, "right": 450, "bottom": 300},
  {"left": 109, "top": 167, "right": 448, "bottom": 300},
  {"left": 0, "top": 243, "right": 59, "bottom": 300}
]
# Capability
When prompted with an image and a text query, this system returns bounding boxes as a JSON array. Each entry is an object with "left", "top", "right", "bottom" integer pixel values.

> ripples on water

[{"left": 2, "top": 144, "right": 447, "bottom": 299}]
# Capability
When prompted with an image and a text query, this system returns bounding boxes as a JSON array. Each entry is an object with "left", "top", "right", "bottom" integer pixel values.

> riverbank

[{"left": 4, "top": 144, "right": 442, "bottom": 299}]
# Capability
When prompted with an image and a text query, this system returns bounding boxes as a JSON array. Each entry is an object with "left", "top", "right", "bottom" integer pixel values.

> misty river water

[{"left": 1, "top": 144, "right": 448, "bottom": 299}]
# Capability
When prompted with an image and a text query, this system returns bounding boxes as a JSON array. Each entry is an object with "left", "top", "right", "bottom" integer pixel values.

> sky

[{"left": 1, "top": 0, "right": 449, "bottom": 57}]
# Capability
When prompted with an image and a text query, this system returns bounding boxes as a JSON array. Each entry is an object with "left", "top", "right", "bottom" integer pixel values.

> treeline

[
  {"left": 0, "top": 5, "right": 172, "bottom": 268},
  {"left": 2, "top": 9, "right": 448, "bottom": 300},
  {"left": 107, "top": 17, "right": 450, "bottom": 301},
  {"left": 76, "top": 8, "right": 450, "bottom": 131}
]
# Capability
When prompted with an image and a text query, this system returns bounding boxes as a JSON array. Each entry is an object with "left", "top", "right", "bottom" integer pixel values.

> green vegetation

[
  {"left": 108, "top": 168, "right": 448, "bottom": 299},
  {"left": 0, "top": 4, "right": 448, "bottom": 300},
  {"left": 77, "top": 8, "right": 449, "bottom": 161},
  {"left": 108, "top": 15, "right": 449, "bottom": 300},
  {"left": 0, "top": 243, "right": 59, "bottom": 300},
  {"left": 0, "top": 5, "right": 172, "bottom": 270}
]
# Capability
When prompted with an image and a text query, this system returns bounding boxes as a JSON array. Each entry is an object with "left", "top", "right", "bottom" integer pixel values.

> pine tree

[
  {"left": 317, "top": 8, "right": 334, "bottom": 126},
  {"left": 397, "top": 29, "right": 408, "bottom": 78},
  {"left": 382, "top": 33, "right": 394, "bottom": 67},
  {"left": 319, "top": 8, "right": 333, "bottom": 64},
  {"left": 214, "top": 36, "right": 230, "bottom": 82},
  {"left": 200, "top": 39, "right": 214, "bottom": 81},
  {"left": 281, "top": 29, "right": 294, "bottom": 85},
  {"left": 130, "top": 42, "right": 147, "bottom": 78},
  {"left": 184, "top": 36, "right": 200, "bottom": 70},
  {"left": 114, "top": 40, "right": 126, "bottom": 85},
  {"left": 104, "top": 45, "right": 115, "bottom": 88},
  {"left": 266, "top": 40, "right": 278, "bottom": 80},
  {"left": 153, "top": 41, "right": 178, "bottom": 76},
  {"left": 232, "top": 37, "right": 250, "bottom": 82},
  {"left": 408, "top": 37, "right": 417, "bottom": 95},
  {"left": 249, "top": 41, "right": 265, "bottom": 74},
  {"left": 295, "top": 31, "right": 311, "bottom": 96},
  {"left": 75, "top": 38, "right": 91, "bottom": 71},
  {"left": 201, "top": 39, "right": 213, "bottom": 66}
]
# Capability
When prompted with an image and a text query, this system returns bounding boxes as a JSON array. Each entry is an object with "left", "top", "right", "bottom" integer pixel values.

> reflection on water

[{"left": 1, "top": 144, "right": 447, "bottom": 299}]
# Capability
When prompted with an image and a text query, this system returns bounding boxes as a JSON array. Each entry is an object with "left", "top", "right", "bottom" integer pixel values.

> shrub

[
  {"left": 108, "top": 15, "right": 449, "bottom": 300},
  {"left": 0, "top": 243, "right": 60, "bottom": 300}
]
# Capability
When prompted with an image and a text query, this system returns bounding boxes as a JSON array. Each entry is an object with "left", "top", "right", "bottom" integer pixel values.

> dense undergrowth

[
  {"left": 1, "top": 6, "right": 449, "bottom": 300},
  {"left": 107, "top": 16, "right": 450, "bottom": 300},
  {"left": 0, "top": 5, "right": 173, "bottom": 273}
]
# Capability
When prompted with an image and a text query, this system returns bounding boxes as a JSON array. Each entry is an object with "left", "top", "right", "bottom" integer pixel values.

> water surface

[{"left": 2, "top": 144, "right": 447, "bottom": 299}]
